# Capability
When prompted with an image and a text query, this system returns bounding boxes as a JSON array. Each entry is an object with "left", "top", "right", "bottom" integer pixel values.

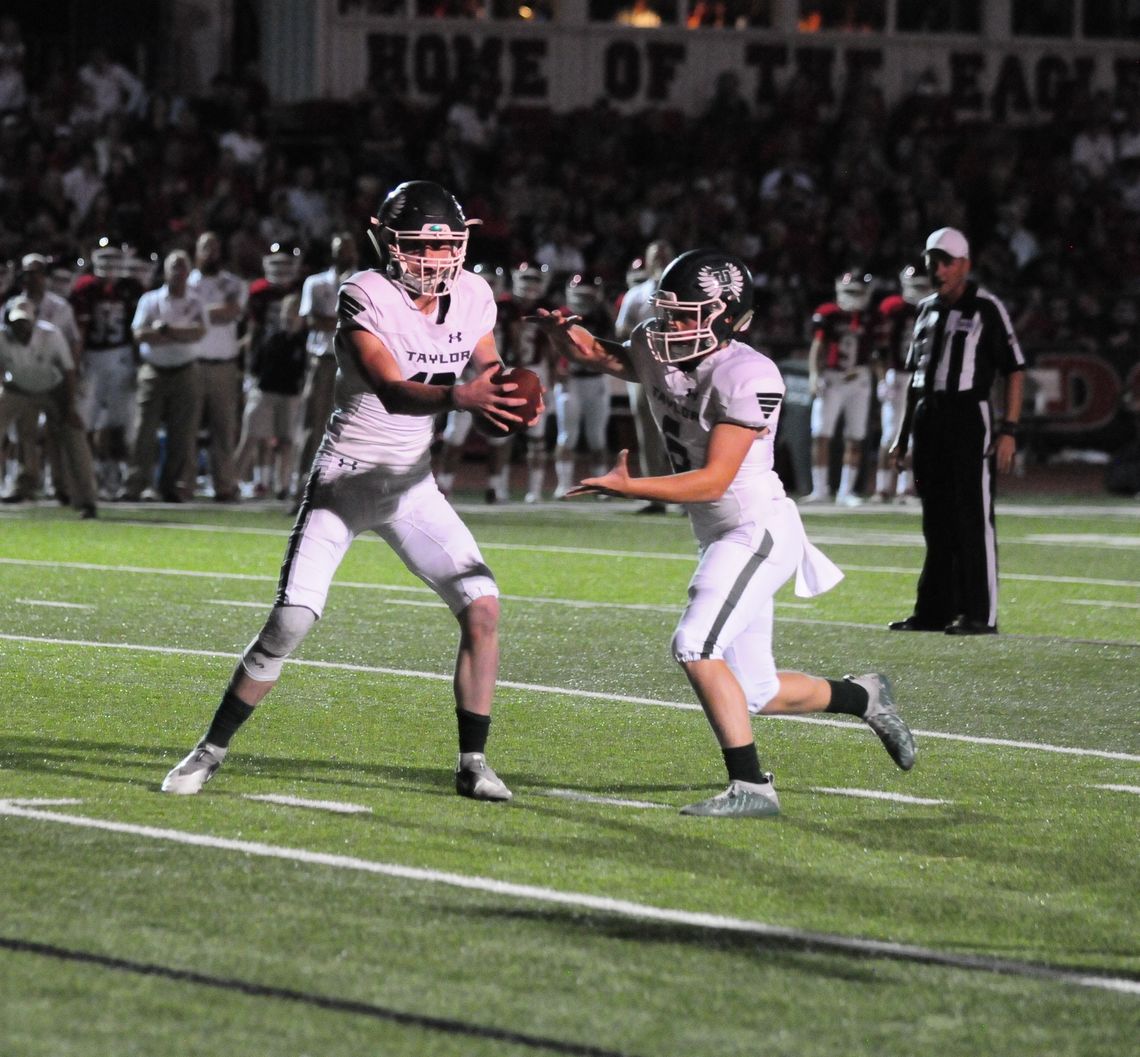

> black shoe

[
  {"left": 484, "top": 487, "right": 497, "bottom": 505},
  {"left": 1, "top": 493, "right": 27, "bottom": 504},
  {"left": 945, "top": 617, "right": 997, "bottom": 636},
  {"left": 79, "top": 504, "right": 97, "bottom": 520},
  {"left": 888, "top": 616, "right": 944, "bottom": 632},
  {"left": 635, "top": 501, "right": 667, "bottom": 515}
]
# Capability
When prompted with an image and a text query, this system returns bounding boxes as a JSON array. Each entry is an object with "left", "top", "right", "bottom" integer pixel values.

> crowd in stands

[{"left": 2, "top": 13, "right": 1139, "bottom": 506}]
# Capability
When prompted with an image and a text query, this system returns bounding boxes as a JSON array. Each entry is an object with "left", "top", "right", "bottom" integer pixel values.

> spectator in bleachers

[
  {"left": 77, "top": 47, "right": 146, "bottom": 121},
  {"left": 0, "top": 16, "right": 27, "bottom": 113}
]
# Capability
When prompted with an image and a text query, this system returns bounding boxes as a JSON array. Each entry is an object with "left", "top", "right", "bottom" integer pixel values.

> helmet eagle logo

[{"left": 696, "top": 262, "right": 743, "bottom": 301}]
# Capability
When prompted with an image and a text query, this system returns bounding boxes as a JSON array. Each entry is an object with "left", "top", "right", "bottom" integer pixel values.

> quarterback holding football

[{"left": 162, "top": 180, "right": 540, "bottom": 802}]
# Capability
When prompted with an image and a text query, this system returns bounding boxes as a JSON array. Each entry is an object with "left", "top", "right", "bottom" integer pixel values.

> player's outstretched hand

[
  {"left": 564, "top": 449, "right": 635, "bottom": 499},
  {"left": 523, "top": 307, "right": 582, "bottom": 330}
]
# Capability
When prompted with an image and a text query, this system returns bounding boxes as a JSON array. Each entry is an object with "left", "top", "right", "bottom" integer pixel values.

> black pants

[{"left": 910, "top": 395, "right": 999, "bottom": 628}]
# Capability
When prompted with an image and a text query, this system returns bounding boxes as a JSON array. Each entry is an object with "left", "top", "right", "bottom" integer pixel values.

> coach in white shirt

[
  {"left": 122, "top": 250, "right": 207, "bottom": 502},
  {"left": 0, "top": 298, "right": 97, "bottom": 515},
  {"left": 189, "top": 232, "right": 248, "bottom": 501}
]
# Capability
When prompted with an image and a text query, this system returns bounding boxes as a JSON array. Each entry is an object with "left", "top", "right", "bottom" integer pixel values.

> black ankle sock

[
  {"left": 825, "top": 678, "right": 869, "bottom": 717},
  {"left": 456, "top": 708, "right": 491, "bottom": 755},
  {"left": 721, "top": 742, "right": 765, "bottom": 784},
  {"left": 204, "top": 690, "right": 256, "bottom": 748}
]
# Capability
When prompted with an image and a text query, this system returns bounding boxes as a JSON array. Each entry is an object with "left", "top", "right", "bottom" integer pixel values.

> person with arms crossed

[
  {"left": 533, "top": 249, "right": 915, "bottom": 817},
  {"left": 188, "top": 231, "right": 247, "bottom": 502},
  {"left": 889, "top": 227, "right": 1026, "bottom": 636},
  {"left": 161, "top": 180, "right": 539, "bottom": 801},
  {"left": 121, "top": 250, "right": 207, "bottom": 502}
]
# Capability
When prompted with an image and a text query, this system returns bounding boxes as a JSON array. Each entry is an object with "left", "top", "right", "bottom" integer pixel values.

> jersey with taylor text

[
  {"left": 322, "top": 268, "right": 496, "bottom": 473},
  {"left": 627, "top": 327, "right": 787, "bottom": 546}
]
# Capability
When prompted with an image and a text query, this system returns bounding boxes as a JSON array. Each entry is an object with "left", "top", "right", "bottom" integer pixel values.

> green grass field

[{"left": 1, "top": 493, "right": 1137, "bottom": 1056}]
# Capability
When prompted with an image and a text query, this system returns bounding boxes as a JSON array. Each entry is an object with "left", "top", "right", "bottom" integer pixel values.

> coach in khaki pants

[
  {"left": 122, "top": 251, "right": 207, "bottom": 502},
  {"left": 0, "top": 298, "right": 98, "bottom": 517},
  {"left": 189, "top": 232, "right": 248, "bottom": 502}
]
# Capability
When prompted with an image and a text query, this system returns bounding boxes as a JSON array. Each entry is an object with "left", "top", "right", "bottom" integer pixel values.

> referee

[{"left": 888, "top": 227, "right": 1026, "bottom": 635}]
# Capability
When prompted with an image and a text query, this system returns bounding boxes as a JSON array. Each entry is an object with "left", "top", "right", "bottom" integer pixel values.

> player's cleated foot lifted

[
  {"left": 846, "top": 672, "right": 916, "bottom": 771},
  {"left": 455, "top": 753, "right": 512, "bottom": 801},
  {"left": 680, "top": 777, "right": 780, "bottom": 818},
  {"left": 161, "top": 741, "right": 228, "bottom": 794}
]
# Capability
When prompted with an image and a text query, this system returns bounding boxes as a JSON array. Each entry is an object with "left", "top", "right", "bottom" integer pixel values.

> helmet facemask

[
  {"left": 386, "top": 227, "right": 469, "bottom": 297},
  {"left": 646, "top": 291, "right": 729, "bottom": 365}
]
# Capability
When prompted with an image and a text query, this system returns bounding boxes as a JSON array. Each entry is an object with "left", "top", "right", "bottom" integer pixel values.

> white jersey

[
  {"left": 628, "top": 326, "right": 786, "bottom": 547},
  {"left": 321, "top": 268, "right": 496, "bottom": 474}
]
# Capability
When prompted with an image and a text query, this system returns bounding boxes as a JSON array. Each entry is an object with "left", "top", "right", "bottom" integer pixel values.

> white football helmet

[
  {"left": 263, "top": 243, "right": 302, "bottom": 287},
  {"left": 899, "top": 262, "right": 933, "bottom": 306},
  {"left": 564, "top": 273, "right": 604, "bottom": 314},
  {"left": 835, "top": 269, "right": 873, "bottom": 313},
  {"left": 124, "top": 249, "right": 159, "bottom": 288},
  {"left": 511, "top": 261, "right": 550, "bottom": 301},
  {"left": 472, "top": 262, "right": 507, "bottom": 299},
  {"left": 91, "top": 237, "right": 129, "bottom": 280},
  {"left": 625, "top": 256, "right": 648, "bottom": 289}
]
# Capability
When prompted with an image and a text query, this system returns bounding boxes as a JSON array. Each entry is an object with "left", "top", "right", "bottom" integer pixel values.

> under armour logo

[
  {"left": 447, "top": 331, "right": 463, "bottom": 343},
  {"left": 336, "top": 457, "right": 359, "bottom": 470}
]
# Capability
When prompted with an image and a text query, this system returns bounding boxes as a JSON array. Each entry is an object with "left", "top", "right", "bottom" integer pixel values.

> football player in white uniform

[
  {"left": 534, "top": 249, "right": 915, "bottom": 817},
  {"left": 162, "top": 181, "right": 538, "bottom": 801}
]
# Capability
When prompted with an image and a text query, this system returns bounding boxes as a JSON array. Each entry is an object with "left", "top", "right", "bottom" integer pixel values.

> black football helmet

[
  {"left": 646, "top": 249, "right": 754, "bottom": 364},
  {"left": 370, "top": 180, "right": 473, "bottom": 297}
]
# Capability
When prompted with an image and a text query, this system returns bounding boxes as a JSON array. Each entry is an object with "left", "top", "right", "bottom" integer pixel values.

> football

[{"left": 474, "top": 365, "right": 543, "bottom": 437}]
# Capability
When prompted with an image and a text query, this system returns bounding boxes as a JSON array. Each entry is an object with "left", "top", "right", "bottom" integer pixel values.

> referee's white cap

[{"left": 925, "top": 227, "right": 970, "bottom": 259}]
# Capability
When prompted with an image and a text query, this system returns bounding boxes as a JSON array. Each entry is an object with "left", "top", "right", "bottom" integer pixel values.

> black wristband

[{"left": 998, "top": 423, "right": 1019, "bottom": 439}]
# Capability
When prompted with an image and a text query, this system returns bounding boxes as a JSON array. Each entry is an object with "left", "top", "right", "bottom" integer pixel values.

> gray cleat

[
  {"left": 161, "top": 741, "right": 228, "bottom": 795},
  {"left": 680, "top": 777, "right": 780, "bottom": 818},
  {"left": 848, "top": 672, "right": 916, "bottom": 771},
  {"left": 455, "top": 753, "right": 512, "bottom": 801}
]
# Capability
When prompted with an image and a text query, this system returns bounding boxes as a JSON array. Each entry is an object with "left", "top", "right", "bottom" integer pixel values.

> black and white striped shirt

[{"left": 905, "top": 281, "right": 1025, "bottom": 396}]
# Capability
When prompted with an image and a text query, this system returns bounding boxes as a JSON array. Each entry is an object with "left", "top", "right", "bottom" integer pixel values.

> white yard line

[
  {"left": 0, "top": 799, "right": 1134, "bottom": 996},
  {"left": 1092, "top": 784, "right": 1140, "bottom": 796},
  {"left": 539, "top": 789, "right": 671, "bottom": 809},
  {"left": 243, "top": 794, "right": 373, "bottom": 814},
  {"left": 2, "top": 556, "right": 1137, "bottom": 601},
  {"left": 15, "top": 599, "right": 94, "bottom": 610},
  {"left": 811, "top": 788, "right": 950, "bottom": 806},
  {"left": 1027, "top": 534, "right": 1140, "bottom": 548},
  {"left": 1063, "top": 599, "right": 1140, "bottom": 610},
  {"left": 1, "top": 631, "right": 1137, "bottom": 764}
]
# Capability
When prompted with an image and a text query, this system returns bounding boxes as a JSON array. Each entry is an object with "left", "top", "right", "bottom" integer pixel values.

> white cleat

[
  {"left": 455, "top": 753, "right": 512, "bottom": 801},
  {"left": 847, "top": 672, "right": 916, "bottom": 770},
  {"left": 799, "top": 491, "right": 831, "bottom": 505},
  {"left": 161, "top": 742, "right": 228, "bottom": 794},
  {"left": 680, "top": 777, "right": 780, "bottom": 818},
  {"left": 836, "top": 493, "right": 865, "bottom": 507},
  {"left": 523, "top": 491, "right": 541, "bottom": 504}
]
